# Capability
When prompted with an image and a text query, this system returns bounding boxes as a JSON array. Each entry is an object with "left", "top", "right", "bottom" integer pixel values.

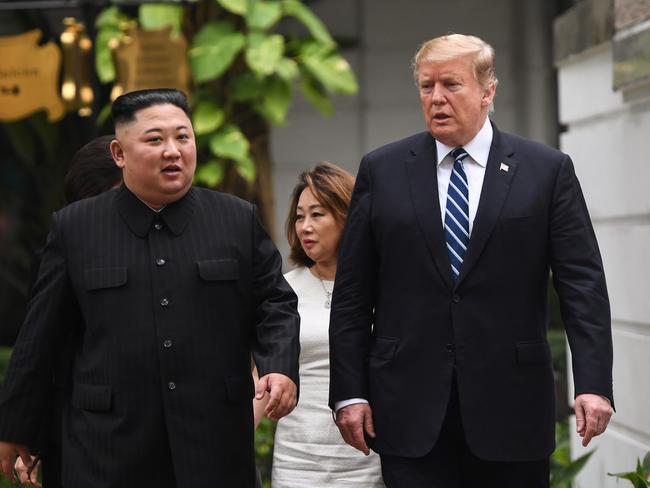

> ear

[
  {"left": 481, "top": 82, "right": 496, "bottom": 108},
  {"left": 110, "top": 139, "right": 126, "bottom": 168}
]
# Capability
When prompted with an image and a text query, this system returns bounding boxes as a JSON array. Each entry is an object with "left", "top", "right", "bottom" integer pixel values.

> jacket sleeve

[
  {"left": 249, "top": 205, "right": 301, "bottom": 389},
  {"left": 328, "top": 156, "right": 378, "bottom": 410},
  {"left": 0, "top": 212, "right": 72, "bottom": 447},
  {"left": 549, "top": 154, "right": 614, "bottom": 407}
]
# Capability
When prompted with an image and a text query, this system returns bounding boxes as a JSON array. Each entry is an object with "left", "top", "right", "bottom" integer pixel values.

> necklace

[
  {"left": 319, "top": 278, "right": 333, "bottom": 308},
  {"left": 313, "top": 267, "right": 334, "bottom": 308}
]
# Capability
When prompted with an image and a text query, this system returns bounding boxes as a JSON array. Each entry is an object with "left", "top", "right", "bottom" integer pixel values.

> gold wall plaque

[
  {"left": 0, "top": 30, "right": 65, "bottom": 122},
  {"left": 112, "top": 26, "right": 190, "bottom": 99}
]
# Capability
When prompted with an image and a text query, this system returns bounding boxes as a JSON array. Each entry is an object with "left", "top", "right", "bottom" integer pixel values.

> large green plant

[{"left": 94, "top": 0, "right": 358, "bottom": 231}]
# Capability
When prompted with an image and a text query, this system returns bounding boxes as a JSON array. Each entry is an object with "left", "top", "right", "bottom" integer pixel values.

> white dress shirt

[{"left": 334, "top": 117, "right": 493, "bottom": 414}]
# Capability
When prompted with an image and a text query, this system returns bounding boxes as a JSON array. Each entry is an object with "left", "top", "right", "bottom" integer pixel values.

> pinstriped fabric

[
  {"left": 444, "top": 147, "right": 470, "bottom": 282},
  {"left": 0, "top": 185, "right": 300, "bottom": 488}
]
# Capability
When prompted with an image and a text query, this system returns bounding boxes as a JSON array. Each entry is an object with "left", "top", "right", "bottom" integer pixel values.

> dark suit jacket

[
  {"left": 0, "top": 185, "right": 300, "bottom": 487},
  {"left": 329, "top": 123, "right": 613, "bottom": 462}
]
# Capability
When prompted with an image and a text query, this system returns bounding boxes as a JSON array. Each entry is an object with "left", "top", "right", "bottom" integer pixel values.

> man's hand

[
  {"left": 256, "top": 373, "right": 297, "bottom": 421},
  {"left": 0, "top": 441, "right": 32, "bottom": 484},
  {"left": 15, "top": 455, "right": 42, "bottom": 487},
  {"left": 335, "top": 403, "right": 376, "bottom": 455},
  {"left": 575, "top": 393, "right": 613, "bottom": 447}
]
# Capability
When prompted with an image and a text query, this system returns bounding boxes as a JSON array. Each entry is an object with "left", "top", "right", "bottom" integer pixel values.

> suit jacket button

[
  {"left": 156, "top": 258, "right": 166, "bottom": 266},
  {"left": 160, "top": 298, "right": 169, "bottom": 306},
  {"left": 163, "top": 339, "right": 173, "bottom": 348},
  {"left": 168, "top": 381, "right": 176, "bottom": 390},
  {"left": 452, "top": 294, "right": 461, "bottom": 303},
  {"left": 154, "top": 223, "right": 163, "bottom": 230},
  {"left": 446, "top": 343, "right": 455, "bottom": 353}
]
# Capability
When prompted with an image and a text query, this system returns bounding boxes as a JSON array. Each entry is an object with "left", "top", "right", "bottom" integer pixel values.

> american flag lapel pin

[{"left": 499, "top": 162, "right": 509, "bottom": 172}]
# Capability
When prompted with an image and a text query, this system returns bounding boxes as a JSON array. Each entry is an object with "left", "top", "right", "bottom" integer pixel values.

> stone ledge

[{"left": 554, "top": 0, "right": 614, "bottom": 63}]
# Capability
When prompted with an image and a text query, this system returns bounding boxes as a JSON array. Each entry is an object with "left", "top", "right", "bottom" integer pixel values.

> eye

[
  {"left": 146, "top": 136, "right": 162, "bottom": 143},
  {"left": 295, "top": 214, "right": 304, "bottom": 221},
  {"left": 178, "top": 133, "right": 190, "bottom": 141}
]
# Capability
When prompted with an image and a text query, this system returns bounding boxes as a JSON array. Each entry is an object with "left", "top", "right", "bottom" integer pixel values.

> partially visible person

[
  {"left": 259, "top": 163, "right": 384, "bottom": 487},
  {"left": 14, "top": 134, "right": 123, "bottom": 487},
  {"left": 63, "top": 134, "right": 123, "bottom": 203}
]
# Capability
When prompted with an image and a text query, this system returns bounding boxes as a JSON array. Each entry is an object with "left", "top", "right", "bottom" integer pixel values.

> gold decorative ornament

[
  {"left": 0, "top": 30, "right": 64, "bottom": 122},
  {"left": 60, "top": 18, "right": 94, "bottom": 117},
  {"left": 111, "top": 26, "right": 190, "bottom": 99}
]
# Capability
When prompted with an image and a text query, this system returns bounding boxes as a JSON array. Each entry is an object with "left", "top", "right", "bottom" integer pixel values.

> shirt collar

[
  {"left": 435, "top": 116, "right": 493, "bottom": 167},
  {"left": 116, "top": 184, "right": 196, "bottom": 237}
]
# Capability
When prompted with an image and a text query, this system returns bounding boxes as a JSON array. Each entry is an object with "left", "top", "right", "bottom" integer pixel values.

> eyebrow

[
  {"left": 143, "top": 125, "right": 189, "bottom": 134},
  {"left": 296, "top": 204, "right": 324, "bottom": 211}
]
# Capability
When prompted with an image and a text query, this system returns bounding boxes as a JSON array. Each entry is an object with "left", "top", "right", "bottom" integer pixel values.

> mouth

[
  {"left": 432, "top": 112, "right": 451, "bottom": 122},
  {"left": 161, "top": 165, "right": 181, "bottom": 174},
  {"left": 302, "top": 239, "right": 316, "bottom": 247}
]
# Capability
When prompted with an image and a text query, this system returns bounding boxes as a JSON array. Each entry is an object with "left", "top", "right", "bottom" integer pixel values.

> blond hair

[{"left": 412, "top": 34, "right": 498, "bottom": 89}]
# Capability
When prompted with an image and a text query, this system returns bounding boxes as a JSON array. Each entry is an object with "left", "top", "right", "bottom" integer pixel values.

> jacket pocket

[
  {"left": 197, "top": 259, "right": 239, "bottom": 281},
  {"left": 369, "top": 337, "right": 398, "bottom": 360},
  {"left": 515, "top": 342, "right": 551, "bottom": 366},
  {"left": 84, "top": 267, "right": 127, "bottom": 290},
  {"left": 71, "top": 383, "right": 112, "bottom": 412},
  {"left": 225, "top": 376, "right": 254, "bottom": 404}
]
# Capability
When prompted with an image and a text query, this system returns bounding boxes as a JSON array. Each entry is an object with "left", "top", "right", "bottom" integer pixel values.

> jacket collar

[{"left": 116, "top": 184, "right": 196, "bottom": 237}]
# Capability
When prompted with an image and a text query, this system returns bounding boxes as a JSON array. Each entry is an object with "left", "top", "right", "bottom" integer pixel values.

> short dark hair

[
  {"left": 111, "top": 88, "right": 191, "bottom": 127},
  {"left": 64, "top": 135, "right": 122, "bottom": 203},
  {"left": 285, "top": 163, "right": 355, "bottom": 267}
]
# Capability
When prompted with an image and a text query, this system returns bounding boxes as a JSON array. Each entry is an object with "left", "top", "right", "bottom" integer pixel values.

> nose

[
  {"left": 301, "top": 216, "right": 314, "bottom": 233},
  {"left": 163, "top": 139, "right": 181, "bottom": 159},
  {"left": 430, "top": 83, "right": 446, "bottom": 105}
]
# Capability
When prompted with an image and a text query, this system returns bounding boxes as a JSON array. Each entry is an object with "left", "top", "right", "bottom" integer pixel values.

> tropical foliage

[{"left": 94, "top": 0, "right": 358, "bottom": 230}]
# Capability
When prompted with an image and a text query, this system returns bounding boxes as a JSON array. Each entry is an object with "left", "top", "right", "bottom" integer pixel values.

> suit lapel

[
  {"left": 405, "top": 133, "right": 455, "bottom": 291},
  {"left": 456, "top": 126, "right": 517, "bottom": 286}
]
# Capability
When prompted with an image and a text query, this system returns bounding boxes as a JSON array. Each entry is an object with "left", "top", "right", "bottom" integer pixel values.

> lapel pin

[{"left": 499, "top": 163, "right": 509, "bottom": 172}]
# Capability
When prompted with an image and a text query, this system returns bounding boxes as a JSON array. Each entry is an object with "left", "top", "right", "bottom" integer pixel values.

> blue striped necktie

[{"left": 444, "top": 147, "right": 470, "bottom": 282}]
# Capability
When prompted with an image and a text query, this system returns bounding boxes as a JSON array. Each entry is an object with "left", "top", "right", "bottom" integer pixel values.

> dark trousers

[{"left": 380, "top": 377, "right": 549, "bottom": 488}]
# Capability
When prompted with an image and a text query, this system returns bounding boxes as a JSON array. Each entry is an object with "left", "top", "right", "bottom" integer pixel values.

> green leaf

[
  {"left": 209, "top": 124, "right": 250, "bottom": 161},
  {"left": 95, "top": 27, "right": 122, "bottom": 83},
  {"left": 95, "top": 5, "right": 124, "bottom": 29},
  {"left": 195, "top": 160, "right": 226, "bottom": 187},
  {"left": 247, "top": 1, "right": 282, "bottom": 29},
  {"left": 217, "top": 0, "right": 248, "bottom": 15},
  {"left": 281, "top": 0, "right": 334, "bottom": 46},
  {"left": 230, "top": 73, "right": 265, "bottom": 101},
  {"left": 643, "top": 451, "right": 650, "bottom": 472},
  {"left": 190, "top": 21, "right": 246, "bottom": 82},
  {"left": 258, "top": 77, "right": 292, "bottom": 125},
  {"left": 275, "top": 57, "right": 299, "bottom": 80},
  {"left": 246, "top": 32, "right": 284, "bottom": 75},
  {"left": 192, "top": 101, "right": 225, "bottom": 135},
  {"left": 300, "top": 48, "right": 358, "bottom": 94},
  {"left": 96, "top": 103, "right": 113, "bottom": 126},
  {"left": 139, "top": 4, "right": 184, "bottom": 36},
  {"left": 552, "top": 450, "right": 594, "bottom": 485},
  {"left": 299, "top": 74, "right": 333, "bottom": 116},
  {"left": 235, "top": 156, "right": 256, "bottom": 183}
]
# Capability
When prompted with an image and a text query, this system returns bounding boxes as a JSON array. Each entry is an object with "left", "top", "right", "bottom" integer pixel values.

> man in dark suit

[
  {"left": 0, "top": 88, "right": 300, "bottom": 487},
  {"left": 329, "top": 34, "right": 613, "bottom": 487}
]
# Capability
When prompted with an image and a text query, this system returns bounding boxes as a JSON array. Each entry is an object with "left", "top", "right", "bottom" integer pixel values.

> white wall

[{"left": 558, "top": 42, "right": 650, "bottom": 487}]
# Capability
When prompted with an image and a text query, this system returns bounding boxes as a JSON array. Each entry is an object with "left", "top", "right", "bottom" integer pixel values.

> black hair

[
  {"left": 111, "top": 88, "right": 191, "bottom": 127},
  {"left": 64, "top": 135, "right": 122, "bottom": 203}
]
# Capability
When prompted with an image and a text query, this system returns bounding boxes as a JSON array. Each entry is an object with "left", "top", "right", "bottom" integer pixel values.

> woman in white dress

[{"left": 259, "top": 163, "right": 384, "bottom": 487}]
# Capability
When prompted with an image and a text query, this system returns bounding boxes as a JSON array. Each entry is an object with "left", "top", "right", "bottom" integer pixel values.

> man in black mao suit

[
  {"left": 0, "top": 89, "right": 300, "bottom": 487},
  {"left": 329, "top": 34, "right": 614, "bottom": 487}
]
